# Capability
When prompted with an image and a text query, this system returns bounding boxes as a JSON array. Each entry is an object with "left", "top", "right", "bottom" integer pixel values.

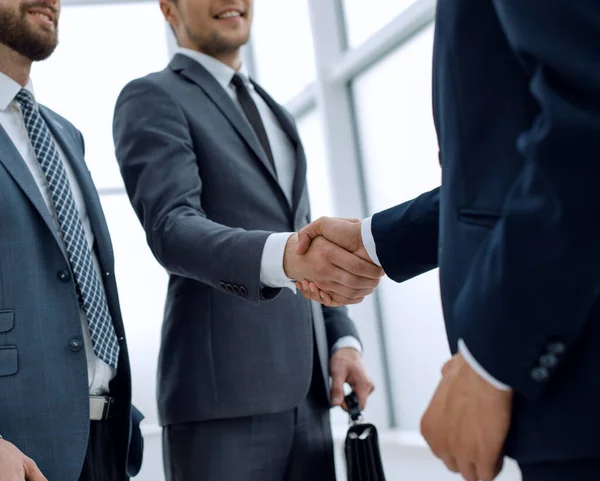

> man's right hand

[
  {"left": 283, "top": 233, "right": 384, "bottom": 305},
  {"left": 292, "top": 217, "right": 380, "bottom": 306},
  {"left": 296, "top": 217, "right": 371, "bottom": 261},
  {"left": 0, "top": 439, "right": 46, "bottom": 481}
]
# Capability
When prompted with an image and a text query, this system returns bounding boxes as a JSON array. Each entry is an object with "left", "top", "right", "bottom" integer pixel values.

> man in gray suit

[
  {"left": 112, "top": 0, "right": 380, "bottom": 480},
  {"left": 0, "top": 0, "right": 143, "bottom": 479}
]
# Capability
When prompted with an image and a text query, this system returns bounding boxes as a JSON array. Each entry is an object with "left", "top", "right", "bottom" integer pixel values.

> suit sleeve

[
  {"left": 113, "top": 77, "right": 280, "bottom": 304},
  {"left": 322, "top": 305, "right": 360, "bottom": 352},
  {"left": 370, "top": 187, "right": 440, "bottom": 282},
  {"left": 455, "top": 0, "right": 600, "bottom": 399}
]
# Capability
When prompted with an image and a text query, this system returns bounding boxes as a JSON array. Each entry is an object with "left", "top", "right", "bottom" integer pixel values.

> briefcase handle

[{"left": 344, "top": 391, "right": 363, "bottom": 423}]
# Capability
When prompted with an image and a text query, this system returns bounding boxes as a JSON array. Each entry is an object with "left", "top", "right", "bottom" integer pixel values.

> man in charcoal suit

[{"left": 112, "top": 0, "right": 380, "bottom": 480}]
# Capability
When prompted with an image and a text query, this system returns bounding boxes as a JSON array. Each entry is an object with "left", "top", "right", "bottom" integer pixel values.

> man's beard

[{"left": 0, "top": 5, "right": 58, "bottom": 61}]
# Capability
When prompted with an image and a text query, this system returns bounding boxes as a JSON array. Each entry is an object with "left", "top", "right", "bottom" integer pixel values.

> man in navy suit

[
  {"left": 295, "top": 1, "right": 600, "bottom": 480},
  {"left": 0, "top": 0, "right": 143, "bottom": 479}
]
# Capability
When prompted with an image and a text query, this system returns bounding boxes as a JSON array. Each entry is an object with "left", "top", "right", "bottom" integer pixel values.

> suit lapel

[
  {"left": 170, "top": 55, "right": 281, "bottom": 180},
  {"left": 252, "top": 82, "right": 308, "bottom": 217},
  {"left": 0, "top": 123, "right": 68, "bottom": 260},
  {"left": 41, "top": 107, "right": 114, "bottom": 270}
]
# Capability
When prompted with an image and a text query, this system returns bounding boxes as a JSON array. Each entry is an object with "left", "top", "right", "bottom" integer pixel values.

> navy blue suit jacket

[{"left": 371, "top": 0, "right": 600, "bottom": 463}]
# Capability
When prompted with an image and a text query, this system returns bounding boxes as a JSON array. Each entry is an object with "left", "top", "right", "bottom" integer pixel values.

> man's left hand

[
  {"left": 330, "top": 348, "right": 375, "bottom": 411},
  {"left": 420, "top": 353, "right": 513, "bottom": 481}
]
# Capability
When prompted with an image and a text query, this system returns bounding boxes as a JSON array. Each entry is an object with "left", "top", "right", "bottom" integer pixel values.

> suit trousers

[
  {"left": 163, "top": 352, "right": 336, "bottom": 481},
  {"left": 78, "top": 419, "right": 125, "bottom": 481},
  {"left": 520, "top": 459, "right": 600, "bottom": 481}
]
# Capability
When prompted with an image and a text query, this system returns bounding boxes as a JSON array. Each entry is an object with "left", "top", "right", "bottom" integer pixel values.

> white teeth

[
  {"left": 218, "top": 11, "right": 241, "bottom": 19},
  {"left": 32, "top": 12, "right": 51, "bottom": 21}
]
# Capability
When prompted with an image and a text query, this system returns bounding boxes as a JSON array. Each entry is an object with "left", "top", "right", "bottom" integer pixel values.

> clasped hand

[{"left": 284, "top": 217, "right": 378, "bottom": 306}]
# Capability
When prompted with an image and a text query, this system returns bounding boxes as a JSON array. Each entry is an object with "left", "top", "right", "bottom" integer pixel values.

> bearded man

[{"left": 0, "top": 0, "right": 144, "bottom": 480}]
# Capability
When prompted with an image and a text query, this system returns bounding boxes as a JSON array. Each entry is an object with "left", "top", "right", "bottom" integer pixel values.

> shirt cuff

[
  {"left": 361, "top": 217, "right": 381, "bottom": 267},
  {"left": 458, "top": 339, "right": 511, "bottom": 391},
  {"left": 260, "top": 232, "right": 297, "bottom": 292},
  {"left": 331, "top": 336, "right": 363, "bottom": 356}
]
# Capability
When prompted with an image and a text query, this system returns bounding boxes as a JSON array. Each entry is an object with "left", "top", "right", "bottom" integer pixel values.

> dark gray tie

[{"left": 231, "top": 74, "right": 277, "bottom": 175}]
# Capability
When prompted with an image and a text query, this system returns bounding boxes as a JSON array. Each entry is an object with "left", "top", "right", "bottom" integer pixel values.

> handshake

[{"left": 282, "top": 217, "right": 384, "bottom": 307}]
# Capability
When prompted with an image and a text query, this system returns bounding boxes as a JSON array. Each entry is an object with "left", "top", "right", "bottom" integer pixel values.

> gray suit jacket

[
  {"left": 0, "top": 107, "right": 143, "bottom": 481},
  {"left": 113, "top": 54, "right": 360, "bottom": 426}
]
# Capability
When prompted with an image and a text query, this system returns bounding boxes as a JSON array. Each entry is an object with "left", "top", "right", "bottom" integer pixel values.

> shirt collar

[
  {"left": 176, "top": 47, "right": 251, "bottom": 90},
  {"left": 0, "top": 71, "right": 35, "bottom": 111}
]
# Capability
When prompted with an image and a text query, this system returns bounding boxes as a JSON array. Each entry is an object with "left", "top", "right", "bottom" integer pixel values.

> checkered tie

[{"left": 16, "top": 89, "right": 120, "bottom": 369}]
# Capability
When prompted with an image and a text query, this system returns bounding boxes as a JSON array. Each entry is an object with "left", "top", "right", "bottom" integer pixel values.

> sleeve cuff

[
  {"left": 260, "top": 232, "right": 297, "bottom": 292},
  {"left": 331, "top": 336, "right": 363, "bottom": 356},
  {"left": 458, "top": 339, "right": 512, "bottom": 391},
  {"left": 361, "top": 217, "right": 381, "bottom": 267}
]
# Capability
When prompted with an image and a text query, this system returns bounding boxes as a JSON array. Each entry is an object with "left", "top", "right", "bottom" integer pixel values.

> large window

[
  {"left": 250, "top": 0, "right": 316, "bottom": 104},
  {"left": 32, "top": 2, "right": 169, "bottom": 190},
  {"left": 342, "top": 0, "right": 420, "bottom": 48},
  {"left": 296, "top": 110, "right": 335, "bottom": 220},
  {"left": 352, "top": 24, "right": 449, "bottom": 430}
]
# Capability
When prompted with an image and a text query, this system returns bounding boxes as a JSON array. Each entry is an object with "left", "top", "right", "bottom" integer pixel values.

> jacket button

[
  {"left": 225, "top": 283, "right": 234, "bottom": 292},
  {"left": 219, "top": 281, "right": 227, "bottom": 290},
  {"left": 232, "top": 285, "right": 241, "bottom": 295},
  {"left": 531, "top": 366, "right": 549, "bottom": 382},
  {"left": 240, "top": 286, "right": 248, "bottom": 297},
  {"left": 540, "top": 353, "right": 558, "bottom": 369},
  {"left": 69, "top": 337, "right": 83, "bottom": 352},
  {"left": 57, "top": 270, "right": 71, "bottom": 282},
  {"left": 547, "top": 341, "right": 566, "bottom": 355}
]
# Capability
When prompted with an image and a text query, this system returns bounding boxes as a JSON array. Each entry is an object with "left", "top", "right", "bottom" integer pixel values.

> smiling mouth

[
  {"left": 27, "top": 9, "right": 55, "bottom": 26},
  {"left": 214, "top": 10, "right": 244, "bottom": 20}
]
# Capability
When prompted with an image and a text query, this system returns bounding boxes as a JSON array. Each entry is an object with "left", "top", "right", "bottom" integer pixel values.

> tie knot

[
  {"left": 231, "top": 73, "right": 247, "bottom": 90},
  {"left": 15, "top": 89, "right": 35, "bottom": 111}
]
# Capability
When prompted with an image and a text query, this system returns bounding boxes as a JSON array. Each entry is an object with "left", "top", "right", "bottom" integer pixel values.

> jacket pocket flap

[
  {"left": 458, "top": 209, "right": 500, "bottom": 228},
  {"left": 0, "top": 346, "right": 18, "bottom": 376},
  {"left": 0, "top": 310, "right": 14, "bottom": 333}
]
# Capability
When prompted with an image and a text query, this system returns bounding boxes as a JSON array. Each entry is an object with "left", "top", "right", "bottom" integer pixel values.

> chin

[{"left": 226, "top": 32, "right": 250, "bottom": 48}]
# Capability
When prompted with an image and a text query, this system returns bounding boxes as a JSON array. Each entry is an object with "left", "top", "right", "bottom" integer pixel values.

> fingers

[
  {"left": 457, "top": 461, "right": 478, "bottom": 481},
  {"left": 329, "top": 367, "right": 346, "bottom": 408},
  {"left": 475, "top": 455, "right": 503, "bottom": 481},
  {"left": 352, "top": 378, "right": 374, "bottom": 410},
  {"left": 297, "top": 217, "right": 364, "bottom": 256},
  {"left": 329, "top": 246, "right": 384, "bottom": 281},
  {"left": 297, "top": 281, "right": 344, "bottom": 306},
  {"left": 309, "top": 260, "right": 377, "bottom": 300},
  {"left": 439, "top": 451, "right": 499, "bottom": 481},
  {"left": 299, "top": 280, "right": 366, "bottom": 307},
  {"left": 296, "top": 217, "right": 328, "bottom": 255},
  {"left": 439, "top": 454, "right": 459, "bottom": 473},
  {"left": 24, "top": 457, "right": 47, "bottom": 481}
]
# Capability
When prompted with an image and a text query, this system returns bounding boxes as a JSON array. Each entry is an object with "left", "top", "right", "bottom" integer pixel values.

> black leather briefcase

[{"left": 344, "top": 392, "right": 387, "bottom": 481}]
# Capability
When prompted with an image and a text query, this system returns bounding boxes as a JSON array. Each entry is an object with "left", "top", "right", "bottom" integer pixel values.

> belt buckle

[{"left": 90, "top": 395, "right": 114, "bottom": 421}]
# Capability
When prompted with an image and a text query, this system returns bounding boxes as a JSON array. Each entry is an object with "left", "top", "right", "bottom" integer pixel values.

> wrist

[{"left": 283, "top": 233, "right": 300, "bottom": 280}]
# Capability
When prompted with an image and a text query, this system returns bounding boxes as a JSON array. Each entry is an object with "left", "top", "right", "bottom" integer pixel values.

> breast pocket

[
  {"left": 458, "top": 208, "right": 500, "bottom": 228},
  {"left": 0, "top": 310, "right": 17, "bottom": 377}
]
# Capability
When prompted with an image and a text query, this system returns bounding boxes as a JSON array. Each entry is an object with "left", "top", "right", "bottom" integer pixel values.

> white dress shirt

[
  {"left": 177, "top": 49, "right": 361, "bottom": 354},
  {"left": 361, "top": 217, "right": 511, "bottom": 390},
  {"left": 0, "top": 72, "right": 115, "bottom": 395}
]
